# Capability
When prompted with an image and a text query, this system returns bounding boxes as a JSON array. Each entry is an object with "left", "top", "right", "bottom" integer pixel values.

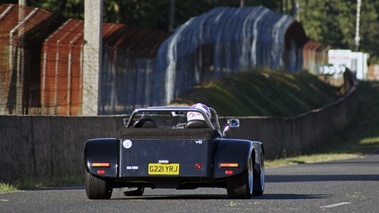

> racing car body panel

[
  {"left": 118, "top": 128, "right": 217, "bottom": 177},
  {"left": 119, "top": 138, "right": 213, "bottom": 177},
  {"left": 85, "top": 128, "right": 257, "bottom": 179},
  {"left": 84, "top": 138, "right": 118, "bottom": 178},
  {"left": 213, "top": 139, "right": 254, "bottom": 178}
]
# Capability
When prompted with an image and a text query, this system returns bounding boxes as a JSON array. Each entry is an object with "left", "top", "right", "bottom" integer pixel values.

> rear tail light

[
  {"left": 195, "top": 163, "right": 202, "bottom": 170},
  {"left": 219, "top": 163, "right": 239, "bottom": 168},
  {"left": 91, "top": 162, "right": 111, "bottom": 168},
  {"left": 225, "top": 170, "right": 234, "bottom": 175},
  {"left": 97, "top": 170, "right": 106, "bottom": 175}
]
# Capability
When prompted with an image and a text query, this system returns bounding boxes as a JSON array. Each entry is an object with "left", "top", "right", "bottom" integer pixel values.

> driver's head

[{"left": 187, "top": 103, "right": 211, "bottom": 121}]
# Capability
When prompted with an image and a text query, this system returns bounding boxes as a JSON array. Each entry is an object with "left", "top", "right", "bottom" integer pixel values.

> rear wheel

[
  {"left": 226, "top": 156, "right": 253, "bottom": 199},
  {"left": 85, "top": 171, "right": 112, "bottom": 199},
  {"left": 252, "top": 155, "right": 265, "bottom": 196}
]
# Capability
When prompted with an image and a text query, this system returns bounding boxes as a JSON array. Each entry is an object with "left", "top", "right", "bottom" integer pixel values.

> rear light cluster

[
  {"left": 91, "top": 162, "right": 111, "bottom": 175},
  {"left": 219, "top": 163, "right": 239, "bottom": 168},
  {"left": 219, "top": 163, "right": 239, "bottom": 175},
  {"left": 91, "top": 162, "right": 110, "bottom": 167}
]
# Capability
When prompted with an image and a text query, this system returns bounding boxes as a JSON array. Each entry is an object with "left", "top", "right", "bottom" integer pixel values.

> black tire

[
  {"left": 85, "top": 171, "right": 112, "bottom": 199},
  {"left": 252, "top": 155, "right": 265, "bottom": 196},
  {"left": 226, "top": 156, "right": 253, "bottom": 199},
  {"left": 123, "top": 187, "right": 145, "bottom": 196}
]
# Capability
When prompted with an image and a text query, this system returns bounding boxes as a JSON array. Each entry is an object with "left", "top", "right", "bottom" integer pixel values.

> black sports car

[{"left": 84, "top": 105, "right": 265, "bottom": 199}]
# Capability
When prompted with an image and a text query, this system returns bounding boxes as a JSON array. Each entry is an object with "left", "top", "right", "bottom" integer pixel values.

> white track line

[{"left": 320, "top": 202, "right": 351, "bottom": 209}]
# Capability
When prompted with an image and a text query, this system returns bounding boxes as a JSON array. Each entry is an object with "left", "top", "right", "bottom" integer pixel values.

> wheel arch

[
  {"left": 213, "top": 139, "right": 254, "bottom": 178},
  {"left": 84, "top": 138, "right": 119, "bottom": 178},
  {"left": 252, "top": 141, "right": 264, "bottom": 172}
]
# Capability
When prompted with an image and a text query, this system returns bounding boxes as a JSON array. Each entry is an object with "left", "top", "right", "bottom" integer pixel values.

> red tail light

[
  {"left": 225, "top": 170, "right": 234, "bottom": 175},
  {"left": 195, "top": 163, "right": 202, "bottom": 170},
  {"left": 97, "top": 170, "right": 106, "bottom": 175}
]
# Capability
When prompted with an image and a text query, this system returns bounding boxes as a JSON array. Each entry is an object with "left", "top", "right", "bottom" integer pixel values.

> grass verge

[
  {"left": 172, "top": 69, "right": 341, "bottom": 116},
  {"left": 0, "top": 175, "right": 84, "bottom": 194},
  {"left": 0, "top": 183, "right": 19, "bottom": 194},
  {"left": 266, "top": 80, "right": 379, "bottom": 167}
]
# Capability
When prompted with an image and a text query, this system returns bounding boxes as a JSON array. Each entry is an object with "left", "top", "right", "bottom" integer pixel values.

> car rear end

[{"left": 116, "top": 128, "right": 220, "bottom": 189}]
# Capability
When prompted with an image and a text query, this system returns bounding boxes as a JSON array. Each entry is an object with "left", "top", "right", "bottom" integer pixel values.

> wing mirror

[
  {"left": 222, "top": 118, "right": 240, "bottom": 137},
  {"left": 227, "top": 118, "right": 240, "bottom": 127}
]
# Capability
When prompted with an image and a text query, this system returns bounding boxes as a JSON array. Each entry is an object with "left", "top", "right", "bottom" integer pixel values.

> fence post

[{"left": 82, "top": 0, "right": 103, "bottom": 115}]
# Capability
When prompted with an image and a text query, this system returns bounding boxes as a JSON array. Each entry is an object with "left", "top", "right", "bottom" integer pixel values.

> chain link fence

[
  {"left": 0, "top": 4, "right": 64, "bottom": 115},
  {"left": 1, "top": 4, "right": 319, "bottom": 116}
]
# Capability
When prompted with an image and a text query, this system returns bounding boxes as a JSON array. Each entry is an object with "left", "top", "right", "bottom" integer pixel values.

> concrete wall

[
  {"left": 0, "top": 116, "right": 124, "bottom": 181},
  {"left": 0, "top": 75, "right": 358, "bottom": 181},
  {"left": 220, "top": 85, "right": 358, "bottom": 159}
]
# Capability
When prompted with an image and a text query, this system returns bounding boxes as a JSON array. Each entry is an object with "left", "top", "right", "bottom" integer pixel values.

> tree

[
  {"left": 3, "top": 0, "right": 379, "bottom": 62},
  {"left": 297, "top": 0, "right": 379, "bottom": 64},
  {"left": 24, "top": 0, "right": 84, "bottom": 19}
]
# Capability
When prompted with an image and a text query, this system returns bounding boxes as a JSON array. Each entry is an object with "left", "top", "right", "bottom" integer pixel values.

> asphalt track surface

[{"left": 1, "top": 154, "right": 379, "bottom": 213}]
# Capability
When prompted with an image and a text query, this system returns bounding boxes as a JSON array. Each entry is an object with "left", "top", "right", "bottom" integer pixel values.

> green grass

[
  {"left": 172, "top": 69, "right": 341, "bottom": 116},
  {"left": 267, "top": 81, "right": 379, "bottom": 167},
  {"left": 265, "top": 153, "right": 361, "bottom": 167},
  {"left": 0, "top": 182, "right": 19, "bottom": 194},
  {"left": 314, "top": 81, "right": 379, "bottom": 154},
  {"left": 0, "top": 175, "right": 84, "bottom": 193},
  {"left": 21, "top": 175, "right": 84, "bottom": 189}
]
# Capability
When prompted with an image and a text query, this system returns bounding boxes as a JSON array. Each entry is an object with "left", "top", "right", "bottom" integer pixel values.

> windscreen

[{"left": 127, "top": 108, "right": 220, "bottom": 129}]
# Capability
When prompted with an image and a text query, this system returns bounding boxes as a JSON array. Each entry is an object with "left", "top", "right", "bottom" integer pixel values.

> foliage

[
  {"left": 2, "top": 0, "right": 283, "bottom": 30},
  {"left": 101, "top": 0, "right": 283, "bottom": 30},
  {"left": 2, "top": 0, "right": 379, "bottom": 62},
  {"left": 2, "top": 0, "right": 379, "bottom": 63},
  {"left": 297, "top": 0, "right": 379, "bottom": 64},
  {"left": 0, "top": 182, "right": 19, "bottom": 193}
]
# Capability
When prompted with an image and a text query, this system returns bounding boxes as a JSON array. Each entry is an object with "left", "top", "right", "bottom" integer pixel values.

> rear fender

[
  {"left": 213, "top": 139, "right": 253, "bottom": 178},
  {"left": 84, "top": 138, "right": 118, "bottom": 178},
  {"left": 252, "top": 141, "right": 264, "bottom": 171},
  {"left": 252, "top": 141, "right": 264, "bottom": 155}
]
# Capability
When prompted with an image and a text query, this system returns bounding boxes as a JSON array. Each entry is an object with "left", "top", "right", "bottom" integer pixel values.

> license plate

[{"left": 148, "top": 163, "right": 180, "bottom": 175}]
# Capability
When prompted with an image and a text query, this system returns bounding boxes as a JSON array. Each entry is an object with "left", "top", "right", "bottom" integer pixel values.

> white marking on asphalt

[{"left": 320, "top": 202, "right": 351, "bottom": 209}]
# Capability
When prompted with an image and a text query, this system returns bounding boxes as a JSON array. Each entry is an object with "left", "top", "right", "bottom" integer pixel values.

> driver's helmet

[{"left": 187, "top": 103, "right": 211, "bottom": 121}]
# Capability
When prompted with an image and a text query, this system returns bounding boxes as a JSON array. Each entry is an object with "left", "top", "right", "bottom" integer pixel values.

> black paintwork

[{"left": 84, "top": 106, "right": 264, "bottom": 190}]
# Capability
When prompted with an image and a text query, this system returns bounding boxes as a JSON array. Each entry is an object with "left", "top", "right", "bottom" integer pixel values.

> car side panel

[
  {"left": 213, "top": 139, "right": 253, "bottom": 178},
  {"left": 84, "top": 138, "right": 118, "bottom": 178}
]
